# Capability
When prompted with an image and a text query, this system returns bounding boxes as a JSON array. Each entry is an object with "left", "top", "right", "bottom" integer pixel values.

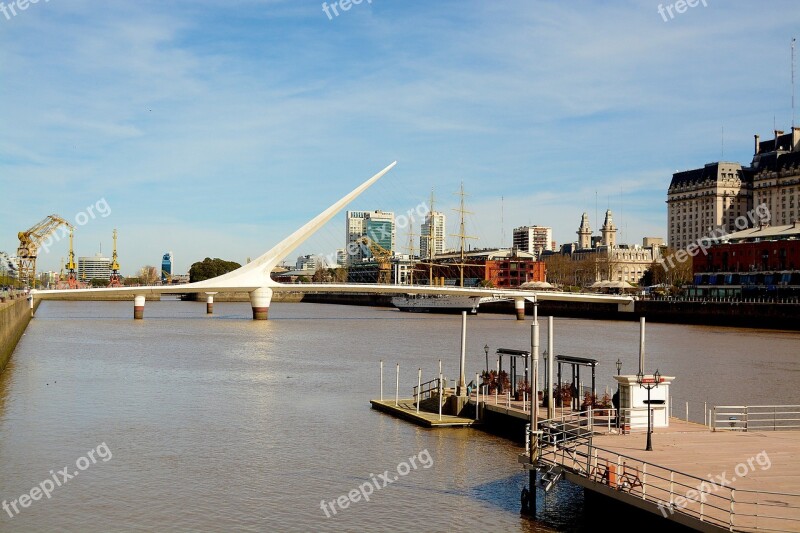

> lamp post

[
  {"left": 636, "top": 368, "right": 661, "bottom": 452},
  {"left": 616, "top": 358, "right": 622, "bottom": 376},
  {"left": 484, "top": 344, "right": 489, "bottom": 375},
  {"left": 543, "top": 349, "right": 548, "bottom": 404}
]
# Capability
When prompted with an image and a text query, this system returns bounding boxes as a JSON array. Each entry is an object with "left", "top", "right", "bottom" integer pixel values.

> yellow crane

[
  {"left": 358, "top": 237, "right": 393, "bottom": 284},
  {"left": 108, "top": 229, "right": 122, "bottom": 287},
  {"left": 66, "top": 227, "right": 79, "bottom": 289},
  {"left": 17, "top": 215, "right": 72, "bottom": 288}
]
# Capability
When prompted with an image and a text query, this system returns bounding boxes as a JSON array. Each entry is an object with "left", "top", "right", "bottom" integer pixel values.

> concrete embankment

[
  {"left": 1, "top": 296, "right": 40, "bottom": 373},
  {"left": 290, "top": 292, "right": 800, "bottom": 330},
  {"left": 479, "top": 299, "right": 800, "bottom": 330}
]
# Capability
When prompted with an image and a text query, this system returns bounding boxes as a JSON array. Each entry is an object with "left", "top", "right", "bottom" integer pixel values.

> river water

[{"left": 0, "top": 301, "right": 797, "bottom": 532}]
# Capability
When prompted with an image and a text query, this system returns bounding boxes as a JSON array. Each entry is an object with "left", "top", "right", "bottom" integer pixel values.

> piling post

[
  {"left": 457, "top": 311, "right": 467, "bottom": 396},
  {"left": 417, "top": 368, "right": 421, "bottom": 414},
  {"left": 438, "top": 368, "right": 443, "bottom": 421},
  {"left": 547, "top": 316, "right": 554, "bottom": 419},
  {"left": 380, "top": 360, "right": 383, "bottom": 401},
  {"left": 395, "top": 363, "right": 399, "bottom": 407}
]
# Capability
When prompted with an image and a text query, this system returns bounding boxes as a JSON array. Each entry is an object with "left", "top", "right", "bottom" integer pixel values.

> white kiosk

[{"left": 613, "top": 374, "right": 675, "bottom": 430}]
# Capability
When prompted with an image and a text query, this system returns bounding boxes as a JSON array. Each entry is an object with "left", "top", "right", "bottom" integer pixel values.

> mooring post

[
  {"left": 417, "top": 368, "right": 421, "bottom": 414},
  {"left": 547, "top": 316, "right": 554, "bottom": 419},
  {"left": 438, "top": 367, "right": 443, "bottom": 421},
  {"left": 457, "top": 311, "right": 467, "bottom": 396},
  {"left": 475, "top": 372, "right": 480, "bottom": 421}
]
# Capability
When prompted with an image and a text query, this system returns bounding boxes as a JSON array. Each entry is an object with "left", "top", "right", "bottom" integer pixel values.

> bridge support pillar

[
  {"left": 514, "top": 297, "right": 525, "bottom": 320},
  {"left": 250, "top": 287, "right": 272, "bottom": 320},
  {"left": 134, "top": 294, "right": 145, "bottom": 320},
  {"left": 205, "top": 292, "right": 216, "bottom": 314}
]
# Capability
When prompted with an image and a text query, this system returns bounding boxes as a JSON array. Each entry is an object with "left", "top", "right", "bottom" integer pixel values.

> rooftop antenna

[
  {"left": 595, "top": 190, "right": 598, "bottom": 239},
  {"left": 721, "top": 124, "right": 724, "bottom": 159},
  {"left": 793, "top": 37, "right": 796, "bottom": 128},
  {"left": 501, "top": 195, "right": 505, "bottom": 248}
]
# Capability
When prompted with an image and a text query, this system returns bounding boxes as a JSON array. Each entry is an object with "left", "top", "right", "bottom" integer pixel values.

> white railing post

[
  {"left": 700, "top": 484, "right": 705, "bottom": 521},
  {"left": 704, "top": 402, "right": 707, "bottom": 426},
  {"left": 669, "top": 471, "right": 674, "bottom": 507},
  {"left": 417, "top": 368, "right": 421, "bottom": 414},
  {"left": 380, "top": 360, "right": 384, "bottom": 401},
  {"left": 642, "top": 463, "right": 647, "bottom": 500},
  {"left": 686, "top": 401, "right": 689, "bottom": 421},
  {"left": 438, "top": 372, "right": 443, "bottom": 421}
]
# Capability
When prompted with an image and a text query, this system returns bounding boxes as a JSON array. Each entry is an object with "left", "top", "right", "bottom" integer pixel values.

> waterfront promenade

[{"left": 372, "top": 388, "right": 800, "bottom": 531}]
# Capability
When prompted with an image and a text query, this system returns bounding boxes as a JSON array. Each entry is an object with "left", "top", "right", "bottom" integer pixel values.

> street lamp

[
  {"left": 636, "top": 368, "right": 661, "bottom": 452},
  {"left": 616, "top": 358, "right": 622, "bottom": 376},
  {"left": 484, "top": 344, "right": 490, "bottom": 374}
]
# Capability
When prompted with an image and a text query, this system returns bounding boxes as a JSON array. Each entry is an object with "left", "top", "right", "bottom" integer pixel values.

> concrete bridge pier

[
  {"left": 205, "top": 292, "right": 216, "bottom": 314},
  {"left": 514, "top": 297, "right": 525, "bottom": 320},
  {"left": 134, "top": 294, "right": 145, "bottom": 320},
  {"left": 250, "top": 287, "right": 272, "bottom": 320}
]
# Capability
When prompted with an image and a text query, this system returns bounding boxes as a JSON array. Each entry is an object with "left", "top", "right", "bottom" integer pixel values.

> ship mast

[{"left": 452, "top": 182, "right": 476, "bottom": 288}]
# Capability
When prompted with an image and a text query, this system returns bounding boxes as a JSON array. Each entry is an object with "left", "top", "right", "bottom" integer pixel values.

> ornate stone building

[{"left": 667, "top": 127, "right": 800, "bottom": 250}]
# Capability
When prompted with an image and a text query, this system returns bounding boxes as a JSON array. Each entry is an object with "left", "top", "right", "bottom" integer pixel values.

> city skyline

[{"left": 2, "top": 2, "right": 799, "bottom": 275}]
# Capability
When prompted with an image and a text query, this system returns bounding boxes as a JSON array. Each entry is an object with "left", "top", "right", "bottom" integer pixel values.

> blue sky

[{"left": 1, "top": 0, "right": 798, "bottom": 276}]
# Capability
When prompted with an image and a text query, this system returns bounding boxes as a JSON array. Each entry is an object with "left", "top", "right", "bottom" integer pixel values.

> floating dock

[{"left": 369, "top": 398, "right": 476, "bottom": 428}]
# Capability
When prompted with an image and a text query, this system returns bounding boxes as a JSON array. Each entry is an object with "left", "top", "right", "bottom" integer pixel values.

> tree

[
  {"left": 138, "top": 266, "right": 159, "bottom": 285},
  {"left": 312, "top": 266, "right": 330, "bottom": 283},
  {"left": 641, "top": 249, "right": 694, "bottom": 289},
  {"left": 331, "top": 267, "right": 348, "bottom": 283},
  {"left": 189, "top": 257, "right": 242, "bottom": 283},
  {"left": 89, "top": 278, "right": 109, "bottom": 288}
]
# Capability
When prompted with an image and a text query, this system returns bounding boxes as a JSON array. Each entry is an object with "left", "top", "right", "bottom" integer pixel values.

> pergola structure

[
  {"left": 497, "top": 348, "right": 530, "bottom": 394},
  {"left": 556, "top": 355, "right": 599, "bottom": 410}
]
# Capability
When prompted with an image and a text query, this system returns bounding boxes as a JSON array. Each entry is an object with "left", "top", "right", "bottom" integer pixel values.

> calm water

[{"left": 0, "top": 301, "right": 798, "bottom": 532}]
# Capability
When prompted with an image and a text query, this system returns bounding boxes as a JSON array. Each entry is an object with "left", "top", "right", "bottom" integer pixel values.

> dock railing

[
  {"left": 413, "top": 378, "right": 446, "bottom": 404},
  {"left": 531, "top": 411, "right": 800, "bottom": 532},
  {"left": 712, "top": 405, "right": 800, "bottom": 432}
]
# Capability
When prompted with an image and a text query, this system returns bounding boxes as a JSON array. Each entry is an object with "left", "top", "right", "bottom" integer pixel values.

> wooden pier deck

[{"left": 369, "top": 399, "right": 476, "bottom": 428}]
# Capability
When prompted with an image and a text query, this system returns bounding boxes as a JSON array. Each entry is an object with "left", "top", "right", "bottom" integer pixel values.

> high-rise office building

[
  {"left": 345, "top": 210, "right": 395, "bottom": 264},
  {"left": 419, "top": 211, "right": 446, "bottom": 259},
  {"left": 78, "top": 253, "right": 111, "bottom": 281},
  {"left": 512, "top": 225, "right": 553, "bottom": 257},
  {"left": 162, "top": 252, "right": 173, "bottom": 282}
]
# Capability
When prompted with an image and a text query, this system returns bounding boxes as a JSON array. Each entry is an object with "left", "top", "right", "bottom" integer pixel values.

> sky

[{"left": 1, "top": 0, "right": 799, "bottom": 276}]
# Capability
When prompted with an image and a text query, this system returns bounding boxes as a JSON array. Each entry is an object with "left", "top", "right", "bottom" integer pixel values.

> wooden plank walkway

[{"left": 369, "top": 399, "right": 476, "bottom": 428}]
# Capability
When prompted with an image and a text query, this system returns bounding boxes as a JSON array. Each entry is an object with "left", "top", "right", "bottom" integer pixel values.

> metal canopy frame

[
  {"left": 555, "top": 354, "right": 599, "bottom": 411},
  {"left": 497, "top": 348, "right": 531, "bottom": 395}
]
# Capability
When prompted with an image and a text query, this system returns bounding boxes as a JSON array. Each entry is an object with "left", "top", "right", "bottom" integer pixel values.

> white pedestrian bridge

[{"left": 31, "top": 162, "right": 634, "bottom": 320}]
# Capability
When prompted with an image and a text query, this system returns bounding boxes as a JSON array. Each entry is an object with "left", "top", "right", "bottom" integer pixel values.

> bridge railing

[{"left": 712, "top": 405, "right": 800, "bottom": 432}]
